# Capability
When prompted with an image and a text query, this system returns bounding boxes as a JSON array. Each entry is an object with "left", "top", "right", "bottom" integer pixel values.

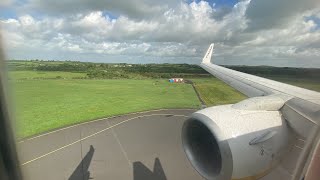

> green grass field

[
  {"left": 191, "top": 78, "right": 247, "bottom": 106},
  {"left": 12, "top": 79, "right": 200, "bottom": 138},
  {"left": 10, "top": 70, "right": 320, "bottom": 138}
]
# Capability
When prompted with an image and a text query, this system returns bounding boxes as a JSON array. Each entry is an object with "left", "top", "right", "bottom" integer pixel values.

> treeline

[
  {"left": 8, "top": 60, "right": 207, "bottom": 73},
  {"left": 8, "top": 61, "right": 93, "bottom": 72},
  {"left": 87, "top": 71, "right": 210, "bottom": 79},
  {"left": 8, "top": 60, "right": 210, "bottom": 79},
  {"left": 226, "top": 66, "right": 320, "bottom": 80},
  {"left": 7, "top": 60, "right": 320, "bottom": 80}
]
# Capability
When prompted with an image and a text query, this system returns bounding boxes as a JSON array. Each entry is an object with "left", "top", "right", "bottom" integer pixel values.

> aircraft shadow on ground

[
  {"left": 133, "top": 157, "right": 167, "bottom": 180},
  {"left": 68, "top": 145, "right": 166, "bottom": 180},
  {"left": 69, "top": 145, "right": 95, "bottom": 180}
]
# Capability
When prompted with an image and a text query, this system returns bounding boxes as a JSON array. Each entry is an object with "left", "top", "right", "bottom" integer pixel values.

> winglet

[{"left": 202, "top": 43, "right": 214, "bottom": 64}]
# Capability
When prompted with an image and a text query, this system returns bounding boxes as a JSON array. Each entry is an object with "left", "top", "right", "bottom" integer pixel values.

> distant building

[{"left": 169, "top": 78, "right": 184, "bottom": 83}]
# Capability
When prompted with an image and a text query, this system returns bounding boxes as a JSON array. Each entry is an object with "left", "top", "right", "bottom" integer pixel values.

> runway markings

[
  {"left": 21, "top": 114, "right": 189, "bottom": 166},
  {"left": 18, "top": 109, "right": 194, "bottom": 143},
  {"left": 108, "top": 120, "right": 132, "bottom": 166}
]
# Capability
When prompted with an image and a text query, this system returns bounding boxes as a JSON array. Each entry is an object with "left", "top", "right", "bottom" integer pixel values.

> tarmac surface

[{"left": 17, "top": 109, "right": 204, "bottom": 180}]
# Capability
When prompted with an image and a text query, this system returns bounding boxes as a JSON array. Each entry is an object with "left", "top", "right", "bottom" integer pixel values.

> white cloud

[
  {"left": 245, "top": 0, "right": 320, "bottom": 31},
  {"left": 1, "top": 0, "right": 320, "bottom": 67},
  {"left": 25, "top": 0, "right": 178, "bottom": 19},
  {"left": 0, "top": 0, "right": 12, "bottom": 7}
]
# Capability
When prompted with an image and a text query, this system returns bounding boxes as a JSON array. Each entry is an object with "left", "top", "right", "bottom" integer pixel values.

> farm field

[
  {"left": 191, "top": 78, "right": 247, "bottom": 106},
  {"left": 8, "top": 62, "right": 320, "bottom": 138},
  {"left": 11, "top": 79, "right": 200, "bottom": 138}
]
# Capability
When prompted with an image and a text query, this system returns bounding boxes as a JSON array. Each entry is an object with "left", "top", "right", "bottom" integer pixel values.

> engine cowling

[{"left": 182, "top": 97, "right": 289, "bottom": 180}]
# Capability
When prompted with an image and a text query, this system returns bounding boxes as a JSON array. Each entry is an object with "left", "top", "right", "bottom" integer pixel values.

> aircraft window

[{"left": 1, "top": 1, "right": 320, "bottom": 180}]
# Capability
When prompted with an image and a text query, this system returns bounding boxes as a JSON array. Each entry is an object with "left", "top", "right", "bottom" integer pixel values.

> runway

[{"left": 17, "top": 109, "right": 204, "bottom": 180}]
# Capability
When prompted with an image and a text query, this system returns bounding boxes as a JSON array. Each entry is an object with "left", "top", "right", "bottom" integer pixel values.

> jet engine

[{"left": 182, "top": 95, "right": 290, "bottom": 180}]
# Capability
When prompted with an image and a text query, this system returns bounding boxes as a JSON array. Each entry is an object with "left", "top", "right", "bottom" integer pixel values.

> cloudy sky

[{"left": 1, "top": 0, "right": 320, "bottom": 67}]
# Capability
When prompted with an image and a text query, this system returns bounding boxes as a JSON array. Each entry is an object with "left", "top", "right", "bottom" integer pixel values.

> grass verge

[
  {"left": 191, "top": 78, "right": 247, "bottom": 106},
  {"left": 12, "top": 79, "right": 200, "bottom": 138}
]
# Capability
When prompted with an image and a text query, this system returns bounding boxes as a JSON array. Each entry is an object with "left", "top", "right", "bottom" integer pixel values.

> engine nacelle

[{"left": 182, "top": 101, "right": 289, "bottom": 180}]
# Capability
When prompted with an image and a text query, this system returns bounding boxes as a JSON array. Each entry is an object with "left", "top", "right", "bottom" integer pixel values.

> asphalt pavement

[{"left": 17, "top": 109, "right": 204, "bottom": 180}]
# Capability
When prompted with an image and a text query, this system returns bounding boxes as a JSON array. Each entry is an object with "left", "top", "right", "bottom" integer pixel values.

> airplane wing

[
  {"left": 201, "top": 44, "right": 320, "bottom": 103},
  {"left": 182, "top": 44, "right": 320, "bottom": 180}
]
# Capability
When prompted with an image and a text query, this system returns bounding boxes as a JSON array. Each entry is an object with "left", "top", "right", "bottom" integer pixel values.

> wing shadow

[
  {"left": 133, "top": 157, "right": 167, "bottom": 180},
  {"left": 69, "top": 145, "right": 95, "bottom": 180}
]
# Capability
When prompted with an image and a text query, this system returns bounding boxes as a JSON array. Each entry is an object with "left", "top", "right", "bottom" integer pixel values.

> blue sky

[
  {"left": 0, "top": 7, "right": 16, "bottom": 19},
  {"left": 306, "top": 16, "right": 320, "bottom": 30},
  {"left": 1, "top": 0, "right": 320, "bottom": 67}
]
